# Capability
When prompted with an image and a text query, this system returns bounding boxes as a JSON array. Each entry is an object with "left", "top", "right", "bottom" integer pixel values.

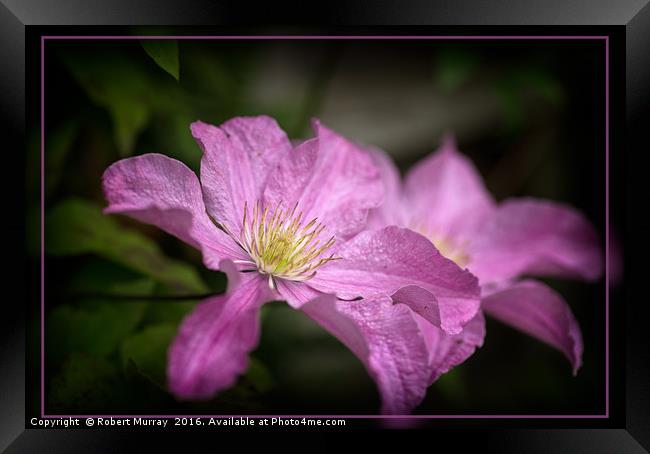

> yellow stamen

[
  {"left": 408, "top": 219, "right": 470, "bottom": 267},
  {"left": 233, "top": 201, "right": 340, "bottom": 286}
]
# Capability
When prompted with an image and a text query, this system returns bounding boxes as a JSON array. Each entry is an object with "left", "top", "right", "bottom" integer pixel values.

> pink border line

[
  {"left": 40, "top": 36, "right": 46, "bottom": 419},
  {"left": 45, "top": 414, "right": 608, "bottom": 419},
  {"left": 604, "top": 35, "right": 610, "bottom": 419},
  {"left": 41, "top": 35, "right": 609, "bottom": 40},
  {"left": 40, "top": 35, "right": 610, "bottom": 420}
]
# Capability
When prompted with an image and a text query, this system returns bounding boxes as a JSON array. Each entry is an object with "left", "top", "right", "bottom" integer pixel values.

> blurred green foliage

[
  {"left": 44, "top": 119, "right": 80, "bottom": 195},
  {"left": 120, "top": 324, "right": 177, "bottom": 387},
  {"left": 49, "top": 353, "right": 126, "bottom": 412},
  {"left": 62, "top": 50, "right": 157, "bottom": 156},
  {"left": 434, "top": 48, "right": 480, "bottom": 93},
  {"left": 46, "top": 198, "right": 207, "bottom": 293},
  {"left": 496, "top": 66, "right": 564, "bottom": 134},
  {"left": 47, "top": 298, "right": 149, "bottom": 366}
]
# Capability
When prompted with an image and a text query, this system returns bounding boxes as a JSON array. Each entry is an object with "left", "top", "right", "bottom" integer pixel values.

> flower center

[
  {"left": 431, "top": 236, "right": 470, "bottom": 268},
  {"left": 408, "top": 220, "right": 470, "bottom": 267},
  {"left": 223, "top": 201, "right": 339, "bottom": 289}
]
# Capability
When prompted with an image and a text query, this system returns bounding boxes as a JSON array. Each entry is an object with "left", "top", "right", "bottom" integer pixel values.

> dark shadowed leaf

[
  {"left": 46, "top": 298, "right": 148, "bottom": 366},
  {"left": 49, "top": 353, "right": 126, "bottom": 411},
  {"left": 123, "top": 358, "right": 178, "bottom": 408},
  {"left": 244, "top": 357, "right": 274, "bottom": 394},
  {"left": 141, "top": 40, "right": 180, "bottom": 81},
  {"left": 67, "top": 258, "right": 156, "bottom": 297},
  {"left": 143, "top": 298, "right": 197, "bottom": 326},
  {"left": 45, "top": 198, "right": 207, "bottom": 293},
  {"left": 120, "top": 324, "right": 176, "bottom": 388},
  {"left": 61, "top": 49, "right": 189, "bottom": 156},
  {"left": 62, "top": 51, "right": 152, "bottom": 156},
  {"left": 46, "top": 119, "right": 80, "bottom": 196},
  {"left": 149, "top": 113, "right": 203, "bottom": 171}
]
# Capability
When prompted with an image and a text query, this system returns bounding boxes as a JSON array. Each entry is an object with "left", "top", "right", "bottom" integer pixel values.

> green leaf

[
  {"left": 141, "top": 40, "right": 180, "bottom": 81},
  {"left": 49, "top": 353, "right": 126, "bottom": 411},
  {"left": 46, "top": 198, "right": 207, "bottom": 293},
  {"left": 112, "top": 101, "right": 150, "bottom": 157},
  {"left": 120, "top": 324, "right": 176, "bottom": 387},
  {"left": 61, "top": 51, "right": 153, "bottom": 156},
  {"left": 47, "top": 298, "right": 148, "bottom": 366},
  {"left": 67, "top": 259, "right": 156, "bottom": 297}
]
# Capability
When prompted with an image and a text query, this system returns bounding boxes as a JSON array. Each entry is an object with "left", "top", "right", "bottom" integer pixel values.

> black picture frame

[{"left": 2, "top": 0, "right": 647, "bottom": 451}]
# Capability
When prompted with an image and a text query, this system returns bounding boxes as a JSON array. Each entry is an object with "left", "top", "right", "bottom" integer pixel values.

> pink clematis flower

[
  {"left": 368, "top": 135, "right": 603, "bottom": 375},
  {"left": 102, "top": 116, "right": 482, "bottom": 414}
]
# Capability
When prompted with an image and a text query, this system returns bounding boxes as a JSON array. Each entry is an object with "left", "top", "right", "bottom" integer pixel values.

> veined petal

[
  {"left": 302, "top": 294, "right": 430, "bottom": 414},
  {"left": 263, "top": 120, "right": 384, "bottom": 239},
  {"left": 167, "top": 263, "right": 271, "bottom": 400},
  {"left": 468, "top": 198, "right": 603, "bottom": 284},
  {"left": 416, "top": 311, "right": 485, "bottom": 384},
  {"left": 192, "top": 116, "right": 292, "bottom": 234},
  {"left": 308, "top": 226, "right": 481, "bottom": 334},
  {"left": 403, "top": 135, "right": 495, "bottom": 240},
  {"left": 102, "top": 153, "right": 242, "bottom": 267},
  {"left": 366, "top": 147, "right": 406, "bottom": 229},
  {"left": 481, "top": 280, "right": 583, "bottom": 374},
  {"left": 274, "top": 279, "right": 325, "bottom": 309}
]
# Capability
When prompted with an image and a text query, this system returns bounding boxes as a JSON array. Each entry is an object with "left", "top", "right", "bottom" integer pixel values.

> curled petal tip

[
  {"left": 440, "top": 131, "right": 458, "bottom": 152},
  {"left": 310, "top": 117, "right": 322, "bottom": 132}
]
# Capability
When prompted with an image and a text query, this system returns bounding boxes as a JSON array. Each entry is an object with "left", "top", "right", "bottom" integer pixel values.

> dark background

[{"left": 25, "top": 31, "right": 615, "bottom": 418}]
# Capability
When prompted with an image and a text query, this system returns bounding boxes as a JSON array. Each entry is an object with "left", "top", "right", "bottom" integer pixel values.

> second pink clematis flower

[
  {"left": 102, "top": 116, "right": 482, "bottom": 414},
  {"left": 369, "top": 135, "right": 603, "bottom": 375}
]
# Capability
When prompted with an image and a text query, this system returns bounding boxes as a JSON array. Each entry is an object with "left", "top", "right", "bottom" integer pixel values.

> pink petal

[
  {"left": 102, "top": 153, "right": 243, "bottom": 268},
  {"left": 403, "top": 135, "right": 495, "bottom": 240},
  {"left": 263, "top": 120, "right": 384, "bottom": 239},
  {"left": 192, "top": 116, "right": 292, "bottom": 233},
  {"left": 308, "top": 226, "right": 481, "bottom": 334},
  {"left": 167, "top": 266, "right": 271, "bottom": 399},
  {"left": 468, "top": 198, "right": 603, "bottom": 284},
  {"left": 366, "top": 147, "right": 406, "bottom": 229},
  {"left": 302, "top": 294, "right": 430, "bottom": 414},
  {"left": 416, "top": 311, "right": 485, "bottom": 384},
  {"left": 274, "top": 279, "right": 324, "bottom": 309},
  {"left": 481, "top": 280, "right": 583, "bottom": 374}
]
